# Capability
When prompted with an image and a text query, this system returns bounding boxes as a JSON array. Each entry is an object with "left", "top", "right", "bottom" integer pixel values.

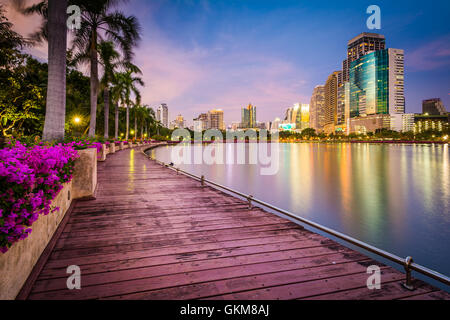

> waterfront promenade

[{"left": 19, "top": 147, "right": 449, "bottom": 300}]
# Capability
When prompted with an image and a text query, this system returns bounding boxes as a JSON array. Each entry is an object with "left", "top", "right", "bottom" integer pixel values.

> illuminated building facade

[
  {"left": 309, "top": 85, "right": 325, "bottom": 132},
  {"left": 241, "top": 104, "right": 257, "bottom": 128},
  {"left": 208, "top": 109, "right": 225, "bottom": 130}
]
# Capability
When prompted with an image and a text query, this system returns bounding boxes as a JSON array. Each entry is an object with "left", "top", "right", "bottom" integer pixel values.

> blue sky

[
  {"left": 5, "top": 0, "right": 450, "bottom": 125},
  {"left": 122, "top": 0, "right": 450, "bottom": 125}
]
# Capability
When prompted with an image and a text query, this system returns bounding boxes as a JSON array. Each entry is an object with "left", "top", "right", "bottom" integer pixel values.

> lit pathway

[{"left": 22, "top": 147, "right": 449, "bottom": 300}]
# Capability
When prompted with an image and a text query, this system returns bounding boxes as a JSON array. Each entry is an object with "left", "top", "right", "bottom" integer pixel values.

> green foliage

[{"left": 0, "top": 50, "right": 46, "bottom": 137}]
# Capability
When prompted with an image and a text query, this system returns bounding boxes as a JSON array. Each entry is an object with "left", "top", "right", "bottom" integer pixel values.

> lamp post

[{"left": 73, "top": 116, "right": 82, "bottom": 137}]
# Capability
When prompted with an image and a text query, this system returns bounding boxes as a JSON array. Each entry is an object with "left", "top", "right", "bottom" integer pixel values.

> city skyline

[{"left": 4, "top": 0, "right": 449, "bottom": 126}]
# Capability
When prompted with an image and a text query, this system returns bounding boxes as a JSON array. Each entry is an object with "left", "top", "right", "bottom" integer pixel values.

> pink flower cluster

[
  {"left": 0, "top": 141, "right": 79, "bottom": 253},
  {"left": 65, "top": 140, "right": 103, "bottom": 153}
]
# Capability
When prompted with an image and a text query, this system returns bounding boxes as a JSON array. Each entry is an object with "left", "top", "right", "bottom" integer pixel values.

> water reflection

[{"left": 151, "top": 143, "right": 450, "bottom": 275}]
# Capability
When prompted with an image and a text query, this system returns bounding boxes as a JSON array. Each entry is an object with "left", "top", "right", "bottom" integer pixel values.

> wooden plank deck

[{"left": 23, "top": 147, "right": 450, "bottom": 300}]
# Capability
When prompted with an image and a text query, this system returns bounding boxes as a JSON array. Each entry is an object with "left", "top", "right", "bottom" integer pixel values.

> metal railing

[{"left": 142, "top": 149, "right": 450, "bottom": 290}]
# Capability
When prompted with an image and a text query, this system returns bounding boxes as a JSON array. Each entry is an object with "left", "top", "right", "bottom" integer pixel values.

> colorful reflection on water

[{"left": 151, "top": 143, "right": 450, "bottom": 275}]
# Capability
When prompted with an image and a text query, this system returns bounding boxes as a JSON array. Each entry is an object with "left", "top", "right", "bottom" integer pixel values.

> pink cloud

[
  {"left": 1, "top": 0, "right": 48, "bottom": 60},
  {"left": 407, "top": 35, "right": 450, "bottom": 71},
  {"left": 135, "top": 33, "right": 310, "bottom": 126},
  {"left": 3, "top": 0, "right": 311, "bottom": 126}
]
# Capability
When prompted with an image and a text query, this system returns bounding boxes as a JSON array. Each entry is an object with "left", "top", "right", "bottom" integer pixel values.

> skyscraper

[
  {"left": 422, "top": 98, "right": 447, "bottom": 115},
  {"left": 156, "top": 103, "right": 169, "bottom": 128},
  {"left": 193, "top": 113, "right": 209, "bottom": 132},
  {"left": 300, "top": 104, "right": 310, "bottom": 130},
  {"left": 208, "top": 109, "right": 225, "bottom": 130},
  {"left": 349, "top": 50, "right": 389, "bottom": 117},
  {"left": 175, "top": 114, "right": 185, "bottom": 128},
  {"left": 349, "top": 48, "right": 405, "bottom": 119},
  {"left": 343, "top": 32, "right": 386, "bottom": 82},
  {"left": 309, "top": 85, "right": 325, "bottom": 132},
  {"left": 324, "top": 71, "right": 341, "bottom": 133},
  {"left": 241, "top": 104, "right": 257, "bottom": 128},
  {"left": 388, "top": 48, "right": 405, "bottom": 115}
]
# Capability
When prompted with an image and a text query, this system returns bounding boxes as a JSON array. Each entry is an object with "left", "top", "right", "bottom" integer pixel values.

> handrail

[{"left": 142, "top": 150, "right": 450, "bottom": 290}]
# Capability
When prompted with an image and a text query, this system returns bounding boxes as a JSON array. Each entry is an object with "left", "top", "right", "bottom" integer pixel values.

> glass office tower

[{"left": 349, "top": 50, "right": 389, "bottom": 118}]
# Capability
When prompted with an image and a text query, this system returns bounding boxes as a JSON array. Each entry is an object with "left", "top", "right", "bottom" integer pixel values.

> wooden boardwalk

[{"left": 23, "top": 147, "right": 449, "bottom": 300}]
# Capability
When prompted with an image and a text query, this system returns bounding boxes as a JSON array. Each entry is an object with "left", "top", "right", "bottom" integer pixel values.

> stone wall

[
  {"left": 0, "top": 181, "right": 72, "bottom": 300},
  {"left": 0, "top": 148, "right": 98, "bottom": 300}
]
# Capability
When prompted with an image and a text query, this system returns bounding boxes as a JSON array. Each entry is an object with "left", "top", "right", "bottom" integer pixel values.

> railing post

[
  {"left": 247, "top": 195, "right": 253, "bottom": 210},
  {"left": 200, "top": 175, "right": 205, "bottom": 187},
  {"left": 402, "top": 256, "right": 415, "bottom": 291},
  {"left": 176, "top": 168, "right": 179, "bottom": 175}
]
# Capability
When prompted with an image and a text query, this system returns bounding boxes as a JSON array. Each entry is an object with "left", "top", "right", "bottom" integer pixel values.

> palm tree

[
  {"left": 71, "top": 0, "right": 141, "bottom": 137},
  {"left": 42, "top": 0, "right": 68, "bottom": 141},
  {"left": 98, "top": 41, "right": 121, "bottom": 139},
  {"left": 110, "top": 76, "right": 124, "bottom": 139},
  {"left": 114, "top": 69, "right": 143, "bottom": 140},
  {"left": 14, "top": 0, "right": 67, "bottom": 141}
]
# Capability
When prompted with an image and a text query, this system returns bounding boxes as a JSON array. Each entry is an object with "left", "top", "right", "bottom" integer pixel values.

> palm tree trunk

[
  {"left": 140, "top": 121, "right": 143, "bottom": 140},
  {"left": 88, "top": 31, "right": 99, "bottom": 137},
  {"left": 134, "top": 111, "right": 137, "bottom": 140},
  {"left": 104, "top": 88, "right": 109, "bottom": 139},
  {"left": 42, "top": 0, "right": 67, "bottom": 142},
  {"left": 126, "top": 105, "right": 129, "bottom": 140},
  {"left": 115, "top": 103, "right": 119, "bottom": 139}
]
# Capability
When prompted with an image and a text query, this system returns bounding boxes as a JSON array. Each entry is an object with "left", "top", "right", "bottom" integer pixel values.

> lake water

[{"left": 149, "top": 143, "right": 450, "bottom": 278}]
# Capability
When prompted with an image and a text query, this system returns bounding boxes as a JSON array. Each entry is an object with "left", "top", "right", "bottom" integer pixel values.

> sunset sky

[{"left": 3, "top": 0, "right": 450, "bottom": 126}]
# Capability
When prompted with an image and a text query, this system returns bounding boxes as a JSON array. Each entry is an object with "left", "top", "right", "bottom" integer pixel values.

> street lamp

[{"left": 72, "top": 116, "right": 82, "bottom": 136}]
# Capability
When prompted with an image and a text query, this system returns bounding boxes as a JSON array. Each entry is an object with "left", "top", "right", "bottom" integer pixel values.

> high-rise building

[
  {"left": 349, "top": 50, "right": 389, "bottom": 117},
  {"left": 174, "top": 114, "right": 185, "bottom": 128},
  {"left": 292, "top": 104, "right": 301, "bottom": 128},
  {"left": 300, "top": 104, "right": 310, "bottom": 130},
  {"left": 290, "top": 103, "right": 310, "bottom": 131},
  {"left": 193, "top": 113, "right": 209, "bottom": 132},
  {"left": 284, "top": 107, "right": 293, "bottom": 123},
  {"left": 388, "top": 48, "right": 405, "bottom": 114},
  {"left": 156, "top": 103, "right": 169, "bottom": 128},
  {"left": 309, "top": 85, "right": 325, "bottom": 132},
  {"left": 349, "top": 48, "right": 405, "bottom": 120},
  {"left": 208, "top": 109, "right": 225, "bottom": 130},
  {"left": 271, "top": 118, "right": 281, "bottom": 132},
  {"left": 422, "top": 98, "right": 447, "bottom": 115},
  {"left": 343, "top": 32, "right": 386, "bottom": 82},
  {"left": 324, "top": 71, "right": 341, "bottom": 133},
  {"left": 241, "top": 104, "right": 257, "bottom": 128}
]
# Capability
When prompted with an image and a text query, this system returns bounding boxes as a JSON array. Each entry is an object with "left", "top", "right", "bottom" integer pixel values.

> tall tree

[
  {"left": 98, "top": 41, "right": 121, "bottom": 139},
  {"left": 42, "top": 0, "right": 67, "bottom": 141},
  {"left": 114, "top": 68, "right": 143, "bottom": 140},
  {"left": 71, "top": 0, "right": 141, "bottom": 137},
  {"left": 16, "top": 0, "right": 67, "bottom": 141}
]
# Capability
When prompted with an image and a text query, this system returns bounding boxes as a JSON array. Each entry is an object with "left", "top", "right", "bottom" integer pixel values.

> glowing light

[{"left": 73, "top": 117, "right": 81, "bottom": 124}]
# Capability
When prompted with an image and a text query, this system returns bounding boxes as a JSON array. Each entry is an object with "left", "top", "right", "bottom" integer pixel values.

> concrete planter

[
  {"left": 0, "top": 148, "right": 99, "bottom": 300},
  {"left": 119, "top": 142, "right": 124, "bottom": 150},
  {"left": 72, "top": 148, "right": 97, "bottom": 200},
  {"left": 98, "top": 144, "right": 107, "bottom": 162},
  {"left": 0, "top": 181, "right": 73, "bottom": 300},
  {"left": 109, "top": 143, "right": 116, "bottom": 154}
]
